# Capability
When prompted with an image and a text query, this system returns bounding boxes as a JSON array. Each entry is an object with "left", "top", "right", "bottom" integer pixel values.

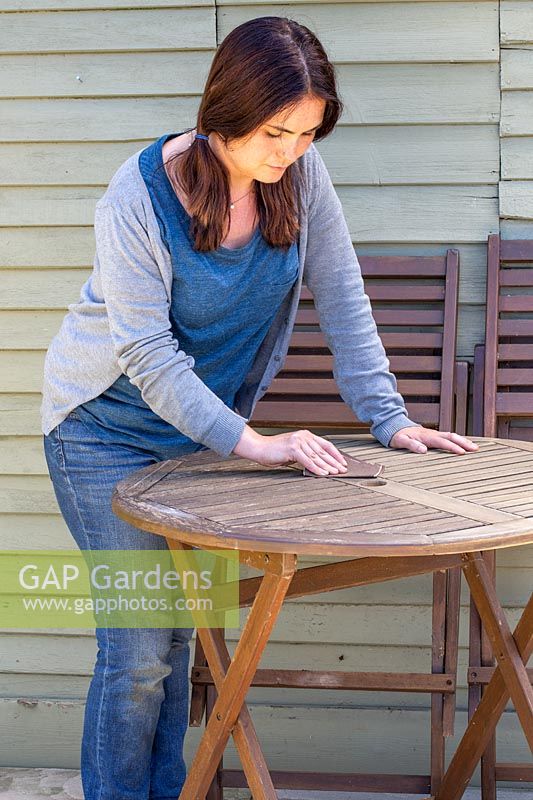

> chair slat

[
  {"left": 499, "top": 296, "right": 533, "bottom": 313},
  {"left": 268, "top": 378, "right": 442, "bottom": 396},
  {"left": 505, "top": 425, "right": 533, "bottom": 442},
  {"left": 499, "top": 269, "right": 533, "bottom": 287},
  {"left": 496, "top": 369, "right": 533, "bottom": 386},
  {"left": 380, "top": 332, "right": 443, "bottom": 348},
  {"left": 372, "top": 308, "right": 445, "bottom": 326},
  {"left": 283, "top": 354, "right": 443, "bottom": 372},
  {"left": 499, "top": 320, "right": 533, "bottom": 336},
  {"left": 499, "top": 240, "right": 533, "bottom": 262},
  {"left": 357, "top": 256, "right": 447, "bottom": 276},
  {"left": 289, "top": 331, "right": 443, "bottom": 349},
  {"left": 296, "top": 308, "right": 444, "bottom": 326},
  {"left": 499, "top": 344, "right": 533, "bottom": 360},
  {"left": 367, "top": 286, "right": 446, "bottom": 302},
  {"left": 252, "top": 401, "right": 440, "bottom": 427},
  {"left": 496, "top": 394, "right": 533, "bottom": 415}
]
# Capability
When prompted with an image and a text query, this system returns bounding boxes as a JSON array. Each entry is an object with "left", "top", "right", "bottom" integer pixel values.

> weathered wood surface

[{"left": 112, "top": 436, "right": 533, "bottom": 557}]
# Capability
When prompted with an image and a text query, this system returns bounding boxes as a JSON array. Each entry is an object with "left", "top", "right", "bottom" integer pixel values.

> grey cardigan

[{"left": 40, "top": 140, "right": 419, "bottom": 456}]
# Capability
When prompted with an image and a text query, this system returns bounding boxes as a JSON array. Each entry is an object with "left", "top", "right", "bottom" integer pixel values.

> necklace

[{"left": 230, "top": 186, "right": 254, "bottom": 210}]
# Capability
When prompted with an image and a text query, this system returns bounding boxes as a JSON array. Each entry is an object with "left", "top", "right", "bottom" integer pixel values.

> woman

[{"left": 41, "top": 15, "right": 478, "bottom": 800}]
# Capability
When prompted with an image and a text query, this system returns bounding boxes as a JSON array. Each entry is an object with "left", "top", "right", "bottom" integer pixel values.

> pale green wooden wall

[
  {"left": 501, "top": 1, "right": 533, "bottom": 237},
  {"left": 0, "top": 0, "right": 531, "bottom": 783}
]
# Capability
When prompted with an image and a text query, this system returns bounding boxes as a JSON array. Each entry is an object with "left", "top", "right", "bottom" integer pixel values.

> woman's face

[{"left": 212, "top": 94, "right": 327, "bottom": 186}]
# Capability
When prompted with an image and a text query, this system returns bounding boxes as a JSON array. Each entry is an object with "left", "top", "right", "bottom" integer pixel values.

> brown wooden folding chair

[
  {"left": 191, "top": 250, "right": 469, "bottom": 797},
  {"left": 470, "top": 233, "right": 533, "bottom": 797}
]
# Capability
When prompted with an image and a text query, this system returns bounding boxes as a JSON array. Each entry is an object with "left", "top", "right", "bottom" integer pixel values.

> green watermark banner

[{"left": 0, "top": 549, "right": 240, "bottom": 629}]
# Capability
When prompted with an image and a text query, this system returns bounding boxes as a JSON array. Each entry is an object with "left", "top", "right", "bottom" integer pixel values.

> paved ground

[{"left": 0, "top": 768, "right": 530, "bottom": 799}]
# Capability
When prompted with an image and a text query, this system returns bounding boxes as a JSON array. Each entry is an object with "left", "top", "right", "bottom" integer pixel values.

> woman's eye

[{"left": 266, "top": 132, "right": 315, "bottom": 139}]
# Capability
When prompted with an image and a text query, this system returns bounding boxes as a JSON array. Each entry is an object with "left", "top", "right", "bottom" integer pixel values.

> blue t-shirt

[{"left": 74, "top": 132, "right": 299, "bottom": 459}]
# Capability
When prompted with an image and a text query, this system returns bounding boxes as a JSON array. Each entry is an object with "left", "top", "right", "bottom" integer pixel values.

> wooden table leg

[
  {"left": 463, "top": 553, "right": 533, "bottom": 745},
  {"left": 168, "top": 541, "right": 296, "bottom": 800},
  {"left": 435, "top": 561, "right": 533, "bottom": 800}
]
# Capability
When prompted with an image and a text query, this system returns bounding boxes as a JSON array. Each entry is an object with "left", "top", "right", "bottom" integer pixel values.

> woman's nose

[{"left": 279, "top": 141, "right": 297, "bottom": 165}]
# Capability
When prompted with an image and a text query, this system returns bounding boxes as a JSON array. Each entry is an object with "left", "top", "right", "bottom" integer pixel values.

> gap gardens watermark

[{"left": 1, "top": 549, "right": 240, "bottom": 629}]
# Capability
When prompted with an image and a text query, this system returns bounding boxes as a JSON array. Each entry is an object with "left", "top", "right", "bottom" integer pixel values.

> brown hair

[{"left": 163, "top": 16, "right": 343, "bottom": 252}]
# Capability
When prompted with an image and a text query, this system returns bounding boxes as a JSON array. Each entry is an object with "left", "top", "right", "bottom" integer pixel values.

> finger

[
  {"left": 313, "top": 437, "right": 348, "bottom": 467},
  {"left": 397, "top": 436, "right": 428, "bottom": 453},
  {"left": 421, "top": 431, "right": 471, "bottom": 454},
  {"left": 300, "top": 441, "right": 340, "bottom": 474},
  {"left": 435, "top": 439, "right": 467, "bottom": 455},
  {"left": 391, "top": 433, "right": 428, "bottom": 454},
  {"left": 418, "top": 433, "right": 467, "bottom": 455},
  {"left": 300, "top": 440, "right": 344, "bottom": 475},
  {"left": 444, "top": 432, "right": 479, "bottom": 451}
]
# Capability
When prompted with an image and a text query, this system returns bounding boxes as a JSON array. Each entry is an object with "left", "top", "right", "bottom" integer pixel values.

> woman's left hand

[{"left": 389, "top": 425, "right": 479, "bottom": 455}]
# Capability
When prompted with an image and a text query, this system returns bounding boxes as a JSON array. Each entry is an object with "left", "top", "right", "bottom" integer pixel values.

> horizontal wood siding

[
  {"left": 0, "top": 1, "right": 528, "bottom": 788},
  {"left": 0, "top": 698, "right": 529, "bottom": 772},
  {"left": 500, "top": 1, "right": 533, "bottom": 237}
]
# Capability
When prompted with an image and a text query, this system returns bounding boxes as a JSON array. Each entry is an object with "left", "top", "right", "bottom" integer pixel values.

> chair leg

[
  {"left": 468, "top": 583, "right": 482, "bottom": 718},
  {"left": 454, "top": 360, "right": 469, "bottom": 436},
  {"left": 205, "top": 680, "right": 224, "bottom": 800},
  {"left": 443, "top": 567, "right": 461, "bottom": 736},
  {"left": 468, "top": 551, "right": 497, "bottom": 800},
  {"left": 428, "top": 564, "right": 464, "bottom": 794},
  {"left": 498, "top": 418, "right": 510, "bottom": 438},
  {"left": 189, "top": 634, "right": 207, "bottom": 727},
  {"left": 472, "top": 344, "right": 485, "bottom": 437},
  {"left": 430, "top": 569, "right": 447, "bottom": 794},
  {"left": 480, "top": 552, "right": 497, "bottom": 800}
]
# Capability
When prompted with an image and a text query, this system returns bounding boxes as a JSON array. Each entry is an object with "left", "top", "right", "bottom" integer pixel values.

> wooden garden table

[{"left": 112, "top": 434, "right": 533, "bottom": 800}]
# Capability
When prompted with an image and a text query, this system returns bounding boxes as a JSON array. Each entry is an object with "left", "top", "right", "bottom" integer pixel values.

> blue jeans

[{"left": 43, "top": 409, "right": 194, "bottom": 800}]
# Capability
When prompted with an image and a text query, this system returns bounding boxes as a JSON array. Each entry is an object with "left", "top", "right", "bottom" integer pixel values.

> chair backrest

[
  {"left": 483, "top": 234, "right": 533, "bottom": 439},
  {"left": 251, "top": 251, "right": 461, "bottom": 432}
]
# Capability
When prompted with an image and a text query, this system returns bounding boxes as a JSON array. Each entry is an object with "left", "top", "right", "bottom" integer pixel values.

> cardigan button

[{"left": 274, "top": 355, "right": 281, "bottom": 362}]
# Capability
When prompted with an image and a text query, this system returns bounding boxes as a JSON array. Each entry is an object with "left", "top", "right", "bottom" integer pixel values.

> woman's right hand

[{"left": 232, "top": 425, "right": 348, "bottom": 477}]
